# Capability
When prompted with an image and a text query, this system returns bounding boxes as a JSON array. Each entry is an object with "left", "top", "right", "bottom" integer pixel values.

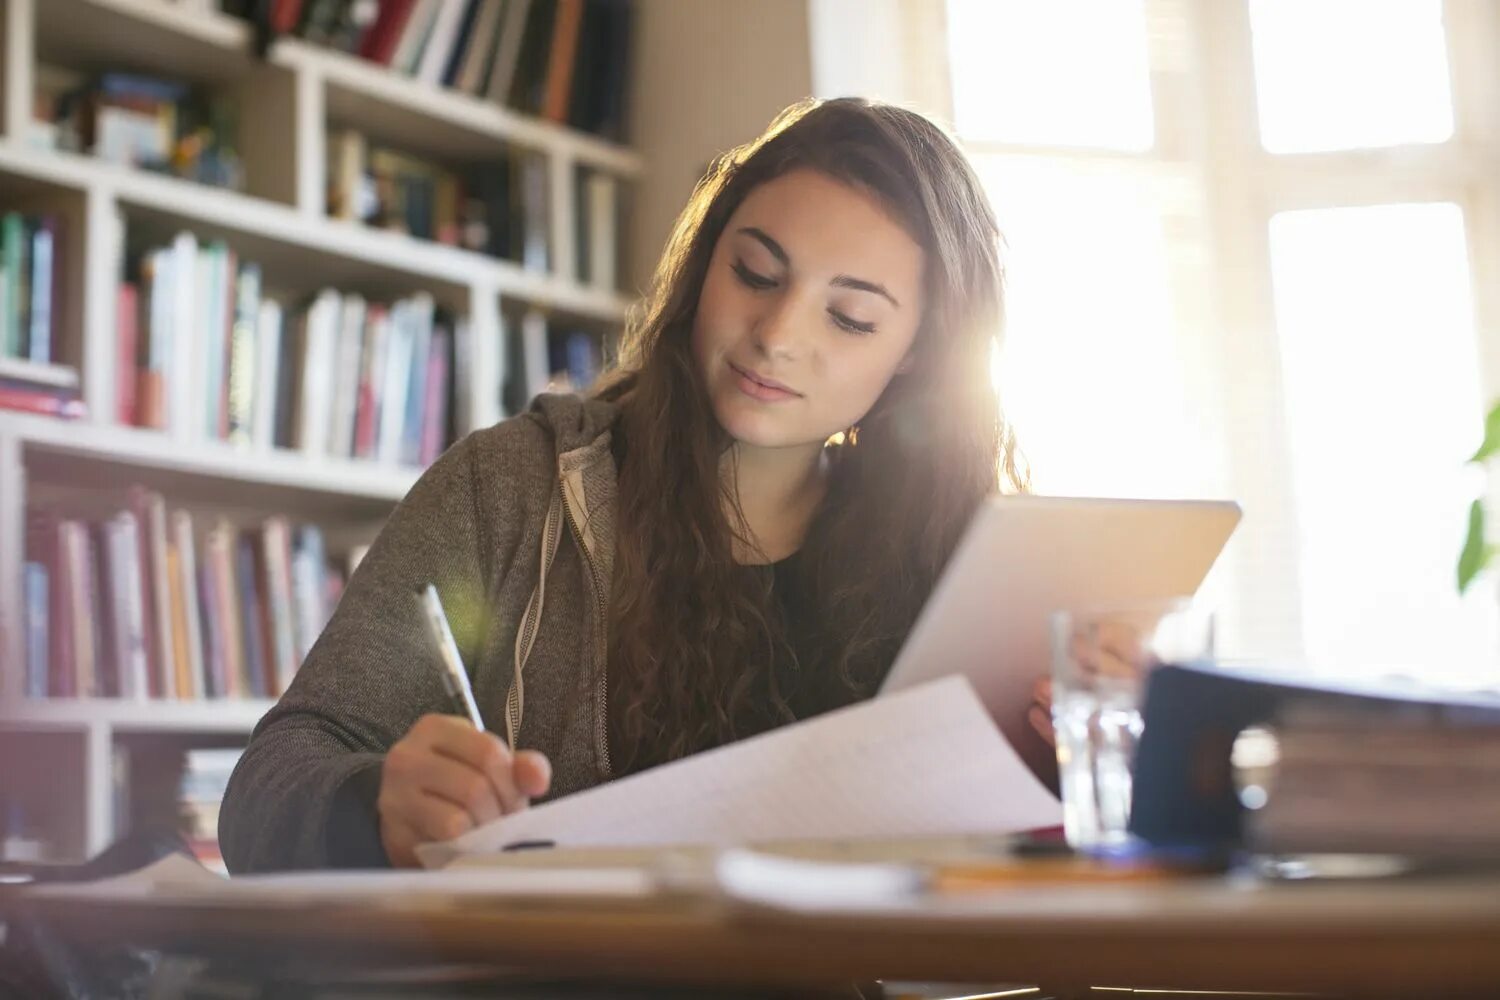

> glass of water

[{"left": 1049, "top": 598, "right": 1215, "bottom": 851}]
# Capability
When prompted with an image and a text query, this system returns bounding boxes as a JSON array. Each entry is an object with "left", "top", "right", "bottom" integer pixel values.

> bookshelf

[{"left": 0, "top": 0, "right": 640, "bottom": 861}]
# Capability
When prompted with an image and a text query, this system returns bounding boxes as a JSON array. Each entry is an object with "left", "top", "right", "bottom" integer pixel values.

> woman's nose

[{"left": 751, "top": 292, "right": 811, "bottom": 361}]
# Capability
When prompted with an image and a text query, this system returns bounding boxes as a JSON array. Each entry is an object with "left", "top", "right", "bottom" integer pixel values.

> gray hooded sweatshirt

[{"left": 219, "top": 394, "right": 621, "bottom": 872}]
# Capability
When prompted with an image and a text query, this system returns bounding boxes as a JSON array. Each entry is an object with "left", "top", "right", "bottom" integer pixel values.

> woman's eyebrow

[
  {"left": 737, "top": 226, "right": 901, "bottom": 309},
  {"left": 831, "top": 274, "right": 900, "bottom": 309},
  {"left": 738, "top": 226, "right": 789, "bottom": 265}
]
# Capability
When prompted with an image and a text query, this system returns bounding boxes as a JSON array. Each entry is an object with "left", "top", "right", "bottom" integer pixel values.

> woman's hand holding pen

[{"left": 376, "top": 714, "right": 552, "bottom": 868}]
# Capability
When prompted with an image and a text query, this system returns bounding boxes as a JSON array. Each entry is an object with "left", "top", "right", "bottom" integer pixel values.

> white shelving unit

[{"left": 0, "top": 0, "right": 641, "bottom": 860}]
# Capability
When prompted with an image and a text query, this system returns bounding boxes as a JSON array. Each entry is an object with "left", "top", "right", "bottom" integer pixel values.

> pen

[{"left": 420, "top": 583, "right": 486, "bottom": 730}]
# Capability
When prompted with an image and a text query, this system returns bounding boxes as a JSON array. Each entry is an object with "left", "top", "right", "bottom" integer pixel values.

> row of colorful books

[
  {"left": 42, "top": 72, "right": 243, "bottom": 190},
  {"left": 0, "top": 212, "right": 61, "bottom": 366},
  {"left": 107, "top": 743, "right": 242, "bottom": 873},
  {"left": 503, "top": 309, "right": 606, "bottom": 415},
  {"left": 328, "top": 128, "right": 622, "bottom": 290},
  {"left": 327, "top": 129, "right": 550, "bottom": 271},
  {"left": 177, "top": 747, "right": 241, "bottom": 872},
  {"left": 121, "top": 230, "right": 464, "bottom": 467},
  {"left": 225, "top": 0, "right": 634, "bottom": 141},
  {"left": 21, "top": 489, "right": 360, "bottom": 702}
]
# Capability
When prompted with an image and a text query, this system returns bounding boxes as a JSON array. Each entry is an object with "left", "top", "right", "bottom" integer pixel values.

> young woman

[{"left": 220, "top": 97, "right": 1031, "bottom": 872}]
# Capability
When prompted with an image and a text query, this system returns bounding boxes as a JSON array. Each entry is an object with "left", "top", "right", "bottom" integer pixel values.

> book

[
  {"left": 226, "top": 261, "right": 261, "bottom": 446},
  {"left": 353, "top": 304, "right": 388, "bottom": 460},
  {"left": 486, "top": 0, "right": 532, "bottom": 104},
  {"left": 455, "top": 0, "right": 506, "bottom": 95},
  {"left": 58, "top": 73, "right": 242, "bottom": 190},
  {"left": 261, "top": 516, "right": 299, "bottom": 695},
  {"left": 211, "top": 521, "right": 248, "bottom": 699},
  {"left": 236, "top": 535, "right": 270, "bottom": 699},
  {"left": 328, "top": 129, "right": 370, "bottom": 223},
  {"left": 170, "top": 509, "right": 207, "bottom": 701},
  {"left": 565, "top": 0, "right": 604, "bottom": 132},
  {"left": 106, "top": 512, "right": 151, "bottom": 701},
  {"left": 251, "top": 299, "right": 284, "bottom": 450},
  {"left": 377, "top": 298, "right": 414, "bottom": 465},
  {"left": 198, "top": 241, "right": 233, "bottom": 439},
  {"left": 116, "top": 282, "right": 139, "bottom": 425},
  {"left": 440, "top": 0, "right": 487, "bottom": 88},
  {"left": 22, "top": 561, "right": 48, "bottom": 699},
  {"left": 64, "top": 520, "right": 101, "bottom": 698},
  {"left": 508, "top": 0, "right": 557, "bottom": 115},
  {"left": 1131, "top": 663, "right": 1500, "bottom": 856},
  {"left": 591, "top": 0, "right": 633, "bottom": 141},
  {"left": 1249, "top": 702, "right": 1500, "bottom": 858},
  {"left": 178, "top": 747, "right": 243, "bottom": 872},
  {"left": 541, "top": 0, "right": 584, "bottom": 124},
  {"left": 167, "top": 230, "right": 199, "bottom": 440},
  {"left": 584, "top": 169, "right": 617, "bottom": 290},
  {"left": 290, "top": 524, "right": 329, "bottom": 663},
  {"left": 123, "top": 235, "right": 457, "bottom": 466},
  {"left": 564, "top": 330, "right": 602, "bottom": 391},
  {"left": 0, "top": 379, "right": 86, "bottom": 419},
  {"left": 28, "top": 217, "right": 55, "bottom": 363},
  {"left": 293, "top": 288, "right": 341, "bottom": 457},
  {"left": 134, "top": 487, "right": 176, "bottom": 699},
  {"left": 520, "top": 308, "right": 549, "bottom": 402},
  {"left": 137, "top": 247, "right": 172, "bottom": 430},
  {"left": 2, "top": 212, "right": 26, "bottom": 357},
  {"left": 391, "top": 0, "right": 444, "bottom": 75},
  {"left": 415, "top": 0, "right": 470, "bottom": 86},
  {"left": 359, "top": 0, "right": 418, "bottom": 64},
  {"left": 328, "top": 293, "right": 367, "bottom": 459},
  {"left": 33, "top": 514, "right": 76, "bottom": 698},
  {"left": 421, "top": 327, "right": 452, "bottom": 466},
  {"left": 93, "top": 521, "right": 121, "bottom": 698},
  {"left": 400, "top": 293, "right": 436, "bottom": 467}
]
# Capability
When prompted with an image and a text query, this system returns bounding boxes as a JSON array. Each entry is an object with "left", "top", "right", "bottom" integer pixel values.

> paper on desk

[
  {"left": 30, "top": 852, "right": 658, "bottom": 907},
  {"left": 418, "top": 676, "right": 1061, "bottom": 868}
]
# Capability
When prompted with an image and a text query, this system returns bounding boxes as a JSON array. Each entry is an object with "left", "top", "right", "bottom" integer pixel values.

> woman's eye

[
  {"left": 830, "top": 310, "right": 877, "bottom": 336},
  {"left": 732, "top": 261, "right": 777, "bottom": 290}
]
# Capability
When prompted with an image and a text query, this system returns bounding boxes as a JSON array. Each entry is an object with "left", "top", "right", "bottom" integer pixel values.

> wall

[{"left": 625, "top": 0, "right": 815, "bottom": 295}]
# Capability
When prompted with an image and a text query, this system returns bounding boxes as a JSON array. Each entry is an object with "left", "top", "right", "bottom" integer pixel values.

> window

[
  {"left": 1248, "top": 0, "right": 1454, "bottom": 153},
  {"left": 946, "top": 0, "right": 1500, "bottom": 680},
  {"left": 1267, "top": 203, "right": 1495, "bottom": 677},
  {"left": 946, "top": 0, "right": 1155, "bottom": 151},
  {"left": 983, "top": 159, "right": 1213, "bottom": 501}
]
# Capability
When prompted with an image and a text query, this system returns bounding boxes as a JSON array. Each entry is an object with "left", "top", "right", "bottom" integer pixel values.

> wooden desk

[{"left": 8, "top": 870, "right": 1500, "bottom": 997}]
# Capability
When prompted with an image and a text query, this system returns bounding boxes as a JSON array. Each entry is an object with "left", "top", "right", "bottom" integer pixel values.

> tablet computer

[{"left": 880, "top": 495, "right": 1242, "bottom": 762}]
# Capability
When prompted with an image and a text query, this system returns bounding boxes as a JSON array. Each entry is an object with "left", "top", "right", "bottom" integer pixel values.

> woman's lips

[{"left": 730, "top": 362, "right": 800, "bottom": 403}]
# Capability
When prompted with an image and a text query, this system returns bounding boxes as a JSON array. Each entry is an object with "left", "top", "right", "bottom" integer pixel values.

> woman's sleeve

[{"left": 218, "top": 432, "right": 504, "bottom": 873}]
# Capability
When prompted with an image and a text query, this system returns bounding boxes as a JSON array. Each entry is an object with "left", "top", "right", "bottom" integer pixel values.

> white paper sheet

[
  {"left": 419, "top": 676, "right": 1061, "bottom": 868},
  {"left": 30, "top": 852, "right": 657, "bottom": 906}
]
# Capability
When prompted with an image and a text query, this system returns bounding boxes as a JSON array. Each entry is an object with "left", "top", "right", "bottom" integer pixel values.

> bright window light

[
  {"left": 982, "top": 159, "right": 1215, "bottom": 501},
  {"left": 946, "top": 0, "right": 1155, "bottom": 151},
  {"left": 1268, "top": 203, "right": 1496, "bottom": 680},
  {"left": 1249, "top": 0, "right": 1454, "bottom": 153}
]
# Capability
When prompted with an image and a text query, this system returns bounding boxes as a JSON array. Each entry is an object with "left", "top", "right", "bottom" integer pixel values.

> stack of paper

[{"left": 418, "top": 676, "right": 1061, "bottom": 867}]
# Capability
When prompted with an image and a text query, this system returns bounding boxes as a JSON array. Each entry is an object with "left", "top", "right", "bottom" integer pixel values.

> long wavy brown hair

[{"left": 594, "top": 97, "right": 1025, "bottom": 773}]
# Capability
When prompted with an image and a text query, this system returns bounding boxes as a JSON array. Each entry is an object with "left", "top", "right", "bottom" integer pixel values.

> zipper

[
  {"left": 559, "top": 476, "right": 613, "bottom": 779},
  {"left": 506, "top": 486, "right": 561, "bottom": 751}
]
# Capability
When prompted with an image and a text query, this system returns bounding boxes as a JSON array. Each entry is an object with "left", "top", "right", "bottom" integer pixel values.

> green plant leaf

[
  {"left": 1458, "top": 498, "right": 1491, "bottom": 594},
  {"left": 1469, "top": 400, "right": 1500, "bottom": 464}
]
